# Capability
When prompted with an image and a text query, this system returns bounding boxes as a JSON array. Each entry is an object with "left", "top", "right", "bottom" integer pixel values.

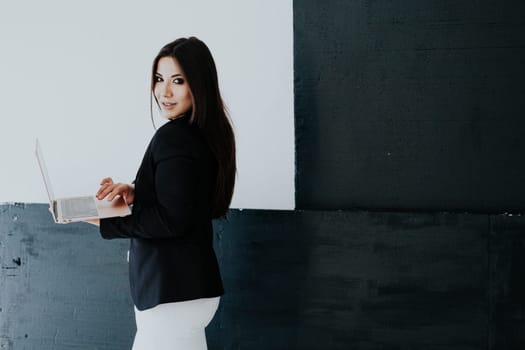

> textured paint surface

[
  {"left": 488, "top": 215, "right": 525, "bottom": 348},
  {"left": 0, "top": 204, "right": 135, "bottom": 349},
  {"left": 2, "top": 204, "right": 523, "bottom": 349},
  {"left": 294, "top": 0, "right": 525, "bottom": 211}
]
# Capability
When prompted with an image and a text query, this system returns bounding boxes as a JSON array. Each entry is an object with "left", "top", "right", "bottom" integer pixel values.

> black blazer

[{"left": 99, "top": 115, "right": 224, "bottom": 311}]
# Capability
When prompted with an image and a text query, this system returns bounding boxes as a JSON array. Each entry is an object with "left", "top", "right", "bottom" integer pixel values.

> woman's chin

[
  {"left": 163, "top": 112, "right": 189, "bottom": 121},
  {"left": 161, "top": 113, "right": 177, "bottom": 120}
]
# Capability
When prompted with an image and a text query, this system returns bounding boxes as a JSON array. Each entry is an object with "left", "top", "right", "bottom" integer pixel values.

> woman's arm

[{"left": 99, "top": 154, "right": 200, "bottom": 240}]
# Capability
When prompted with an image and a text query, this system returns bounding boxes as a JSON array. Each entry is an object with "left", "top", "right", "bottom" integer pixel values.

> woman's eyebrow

[{"left": 155, "top": 72, "right": 183, "bottom": 78}]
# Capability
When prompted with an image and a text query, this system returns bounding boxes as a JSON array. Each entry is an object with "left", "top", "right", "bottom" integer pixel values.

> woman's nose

[{"left": 161, "top": 82, "right": 173, "bottom": 97}]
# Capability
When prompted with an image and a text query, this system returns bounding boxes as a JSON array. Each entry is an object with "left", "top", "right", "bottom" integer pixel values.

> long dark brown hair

[{"left": 150, "top": 37, "right": 236, "bottom": 219}]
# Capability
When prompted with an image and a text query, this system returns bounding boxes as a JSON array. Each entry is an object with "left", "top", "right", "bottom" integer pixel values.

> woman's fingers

[
  {"left": 97, "top": 183, "right": 127, "bottom": 201},
  {"left": 96, "top": 177, "right": 114, "bottom": 199},
  {"left": 96, "top": 179, "right": 133, "bottom": 202},
  {"left": 100, "top": 177, "right": 114, "bottom": 186},
  {"left": 96, "top": 183, "right": 112, "bottom": 199},
  {"left": 107, "top": 185, "right": 125, "bottom": 201},
  {"left": 97, "top": 183, "right": 117, "bottom": 200}
]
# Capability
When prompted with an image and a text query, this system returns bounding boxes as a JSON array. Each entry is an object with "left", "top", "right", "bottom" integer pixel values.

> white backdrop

[{"left": 0, "top": 0, "right": 294, "bottom": 209}]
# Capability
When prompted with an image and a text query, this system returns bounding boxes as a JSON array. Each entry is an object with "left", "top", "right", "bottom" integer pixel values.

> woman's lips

[{"left": 162, "top": 102, "right": 177, "bottom": 110}]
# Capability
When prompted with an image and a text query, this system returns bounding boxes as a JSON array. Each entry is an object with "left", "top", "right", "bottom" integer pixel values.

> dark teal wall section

[
  {"left": 294, "top": 0, "right": 525, "bottom": 212},
  {"left": 0, "top": 204, "right": 135, "bottom": 349},
  {"left": 2, "top": 204, "right": 524, "bottom": 349}
]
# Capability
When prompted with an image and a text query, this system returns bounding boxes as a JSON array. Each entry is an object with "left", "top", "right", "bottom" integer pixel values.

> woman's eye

[
  {"left": 173, "top": 78, "right": 184, "bottom": 84},
  {"left": 154, "top": 76, "right": 163, "bottom": 83}
]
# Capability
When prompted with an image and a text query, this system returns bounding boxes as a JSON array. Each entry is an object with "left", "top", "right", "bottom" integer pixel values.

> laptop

[{"left": 35, "top": 139, "right": 131, "bottom": 223}]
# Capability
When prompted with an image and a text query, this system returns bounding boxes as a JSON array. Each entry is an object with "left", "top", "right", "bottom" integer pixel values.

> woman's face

[{"left": 154, "top": 56, "right": 193, "bottom": 120}]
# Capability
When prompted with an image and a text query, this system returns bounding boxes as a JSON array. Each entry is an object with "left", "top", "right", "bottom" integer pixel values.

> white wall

[{"left": 0, "top": 0, "right": 294, "bottom": 209}]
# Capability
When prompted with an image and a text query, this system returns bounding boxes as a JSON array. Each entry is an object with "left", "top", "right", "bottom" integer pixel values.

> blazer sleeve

[{"left": 99, "top": 152, "right": 199, "bottom": 240}]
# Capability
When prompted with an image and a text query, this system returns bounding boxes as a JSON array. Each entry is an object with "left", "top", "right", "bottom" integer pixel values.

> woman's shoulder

[
  {"left": 151, "top": 118, "right": 203, "bottom": 161},
  {"left": 155, "top": 117, "right": 194, "bottom": 138}
]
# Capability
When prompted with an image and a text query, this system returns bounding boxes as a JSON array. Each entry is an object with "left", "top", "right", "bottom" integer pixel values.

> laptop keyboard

[{"left": 61, "top": 196, "right": 98, "bottom": 219}]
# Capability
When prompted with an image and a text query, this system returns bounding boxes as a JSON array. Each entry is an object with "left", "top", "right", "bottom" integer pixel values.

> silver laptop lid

[{"left": 35, "top": 139, "right": 56, "bottom": 203}]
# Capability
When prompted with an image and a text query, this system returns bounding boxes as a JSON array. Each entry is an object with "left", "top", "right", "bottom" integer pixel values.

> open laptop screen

[{"left": 35, "top": 139, "right": 56, "bottom": 203}]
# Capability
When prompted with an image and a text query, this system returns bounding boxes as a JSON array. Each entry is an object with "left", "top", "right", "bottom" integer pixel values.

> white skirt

[{"left": 131, "top": 297, "right": 221, "bottom": 350}]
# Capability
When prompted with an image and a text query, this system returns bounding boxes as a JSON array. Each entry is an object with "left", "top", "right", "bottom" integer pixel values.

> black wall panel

[
  {"left": 2, "top": 204, "right": 524, "bottom": 349},
  {"left": 294, "top": 0, "right": 525, "bottom": 212},
  {"left": 489, "top": 214, "right": 525, "bottom": 348}
]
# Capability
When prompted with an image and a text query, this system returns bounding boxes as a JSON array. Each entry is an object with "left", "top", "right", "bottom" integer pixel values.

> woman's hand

[
  {"left": 96, "top": 177, "right": 135, "bottom": 205},
  {"left": 84, "top": 219, "right": 100, "bottom": 226}
]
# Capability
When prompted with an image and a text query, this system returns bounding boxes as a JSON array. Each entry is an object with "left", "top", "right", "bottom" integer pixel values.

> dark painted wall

[
  {"left": 294, "top": 0, "right": 525, "bottom": 212},
  {"left": 0, "top": 204, "right": 135, "bottom": 349},
  {"left": 3, "top": 1, "right": 525, "bottom": 349},
  {"left": 1, "top": 204, "right": 524, "bottom": 349}
]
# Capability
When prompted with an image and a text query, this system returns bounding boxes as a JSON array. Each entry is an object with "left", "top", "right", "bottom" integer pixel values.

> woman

[{"left": 86, "top": 37, "right": 236, "bottom": 350}]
